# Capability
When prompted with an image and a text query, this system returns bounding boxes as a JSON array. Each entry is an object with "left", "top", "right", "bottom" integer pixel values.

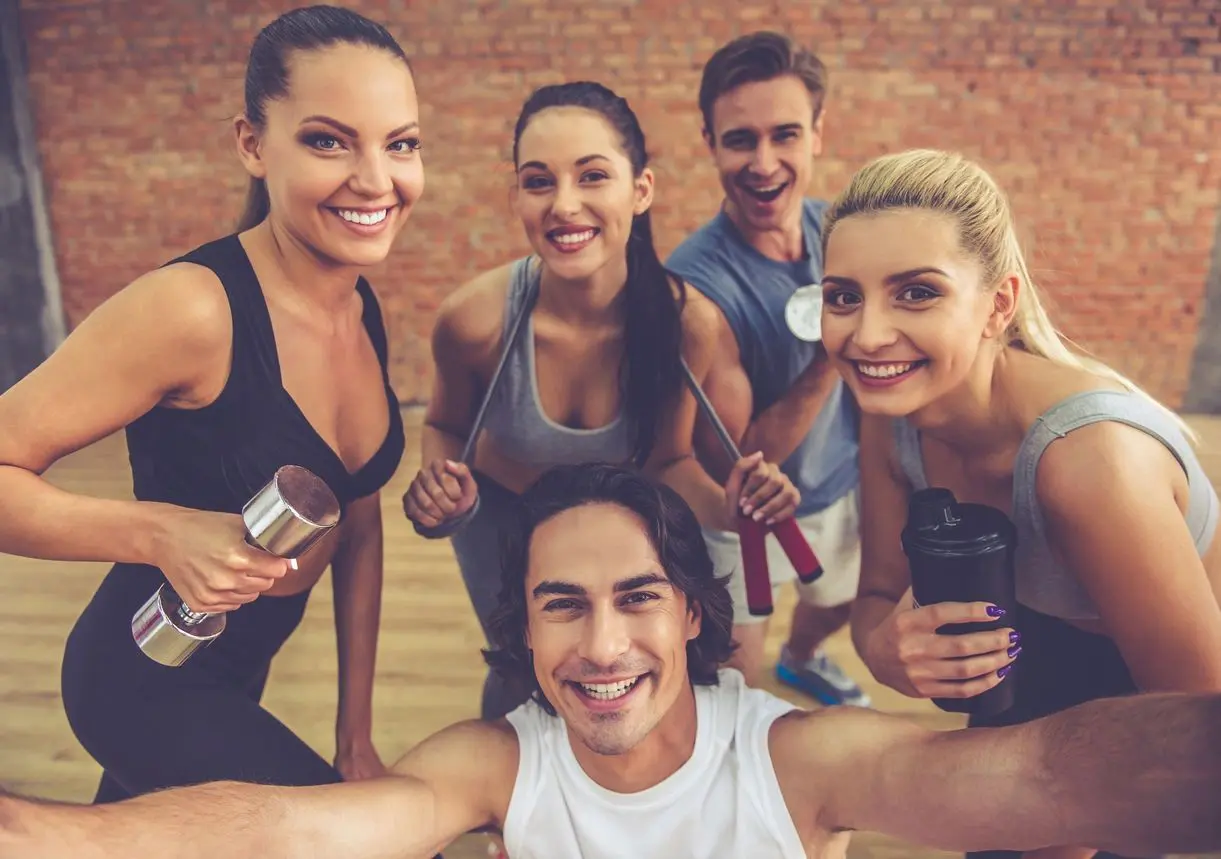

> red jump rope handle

[
  {"left": 769, "top": 517, "right": 823, "bottom": 584},
  {"left": 738, "top": 515, "right": 773, "bottom": 617}
]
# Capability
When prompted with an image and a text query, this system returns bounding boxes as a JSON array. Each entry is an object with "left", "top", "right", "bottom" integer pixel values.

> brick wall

[{"left": 17, "top": 0, "right": 1221, "bottom": 406}]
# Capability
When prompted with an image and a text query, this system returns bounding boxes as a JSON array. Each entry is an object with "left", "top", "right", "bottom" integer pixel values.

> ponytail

[
  {"left": 622, "top": 210, "right": 686, "bottom": 467},
  {"left": 236, "top": 177, "right": 270, "bottom": 232}
]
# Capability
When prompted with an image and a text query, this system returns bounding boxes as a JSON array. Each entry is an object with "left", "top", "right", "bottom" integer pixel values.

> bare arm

[
  {"left": 1037, "top": 423, "right": 1221, "bottom": 692},
  {"left": 405, "top": 271, "right": 507, "bottom": 528},
  {"left": 331, "top": 492, "right": 385, "bottom": 767},
  {"left": 849, "top": 412, "right": 1015, "bottom": 697},
  {"left": 848, "top": 413, "right": 917, "bottom": 659},
  {"left": 0, "top": 720, "right": 515, "bottom": 859},
  {"left": 791, "top": 692, "right": 1221, "bottom": 856},
  {"left": 648, "top": 288, "right": 738, "bottom": 532},
  {"left": 0, "top": 264, "right": 231, "bottom": 564},
  {"left": 419, "top": 291, "right": 488, "bottom": 467},
  {"left": 740, "top": 345, "right": 840, "bottom": 466}
]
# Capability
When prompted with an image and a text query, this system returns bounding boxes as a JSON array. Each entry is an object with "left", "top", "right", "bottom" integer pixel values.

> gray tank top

[
  {"left": 893, "top": 389, "right": 1219, "bottom": 621},
  {"left": 481, "top": 257, "right": 634, "bottom": 468}
]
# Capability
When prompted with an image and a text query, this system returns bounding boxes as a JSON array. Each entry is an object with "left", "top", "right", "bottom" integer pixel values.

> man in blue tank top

[{"left": 666, "top": 30, "right": 867, "bottom": 706}]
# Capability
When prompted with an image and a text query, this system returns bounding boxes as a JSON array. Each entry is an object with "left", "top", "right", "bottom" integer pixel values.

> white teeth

[
  {"left": 858, "top": 362, "right": 915, "bottom": 378},
  {"left": 337, "top": 208, "right": 388, "bottom": 226},
  {"left": 552, "top": 229, "right": 596, "bottom": 244},
  {"left": 578, "top": 677, "right": 640, "bottom": 700}
]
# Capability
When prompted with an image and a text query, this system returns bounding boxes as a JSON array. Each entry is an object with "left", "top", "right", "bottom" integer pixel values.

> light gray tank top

[
  {"left": 481, "top": 257, "right": 634, "bottom": 468},
  {"left": 893, "top": 389, "right": 1219, "bottom": 621}
]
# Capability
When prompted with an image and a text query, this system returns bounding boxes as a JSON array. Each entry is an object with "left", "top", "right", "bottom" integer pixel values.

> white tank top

[{"left": 502, "top": 668, "right": 808, "bottom": 858}]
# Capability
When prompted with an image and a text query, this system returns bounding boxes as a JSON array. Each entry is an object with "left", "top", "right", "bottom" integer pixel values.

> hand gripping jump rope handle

[
  {"left": 131, "top": 465, "right": 342, "bottom": 667},
  {"left": 680, "top": 363, "right": 824, "bottom": 617},
  {"left": 409, "top": 275, "right": 541, "bottom": 540}
]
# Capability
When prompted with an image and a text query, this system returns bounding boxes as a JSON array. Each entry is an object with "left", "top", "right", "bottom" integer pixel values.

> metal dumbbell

[{"left": 131, "top": 464, "right": 341, "bottom": 667}]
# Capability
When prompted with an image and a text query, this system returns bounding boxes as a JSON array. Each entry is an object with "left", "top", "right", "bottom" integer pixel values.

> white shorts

[{"left": 703, "top": 487, "right": 862, "bottom": 625}]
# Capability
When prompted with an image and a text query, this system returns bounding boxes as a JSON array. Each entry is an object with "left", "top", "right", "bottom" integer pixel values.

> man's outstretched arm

[
  {"left": 785, "top": 692, "right": 1221, "bottom": 857},
  {"left": 0, "top": 719, "right": 515, "bottom": 859}
]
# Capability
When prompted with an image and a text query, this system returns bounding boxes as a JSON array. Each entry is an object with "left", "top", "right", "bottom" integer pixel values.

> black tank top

[{"left": 124, "top": 234, "right": 405, "bottom": 517}]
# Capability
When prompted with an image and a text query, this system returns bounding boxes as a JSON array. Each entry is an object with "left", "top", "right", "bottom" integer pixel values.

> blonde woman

[{"left": 820, "top": 149, "right": 1221, "bottom": 859}]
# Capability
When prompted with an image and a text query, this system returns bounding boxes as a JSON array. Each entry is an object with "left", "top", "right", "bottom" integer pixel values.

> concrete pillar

[{"left": 0, "top": 0, "right": 64, "bottom": 393}]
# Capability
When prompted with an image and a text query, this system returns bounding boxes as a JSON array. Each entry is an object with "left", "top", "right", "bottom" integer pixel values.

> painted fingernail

[
  {"left": 1007, "top": 645, "right": 1023, "bottom": 659},
  {"left": 742, "top": 505, "right": 753, "bottom": 515},
  {"left": 1009, "top": 631, "right": 1021, "bottom": 644},
  {"left": 997, "top": 665, "right": 1012, "bottom": 679},
  {"left": 986, "top": 605, "right": 1006, "bottom": 617}
]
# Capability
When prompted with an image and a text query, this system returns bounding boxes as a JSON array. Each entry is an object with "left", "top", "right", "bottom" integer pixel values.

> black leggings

[
  {"left": 965, "top": 605, "right": 1154, "bottom": 859},
  {"left": 61, "top": 562, "right": 340, "bottom": 802}
]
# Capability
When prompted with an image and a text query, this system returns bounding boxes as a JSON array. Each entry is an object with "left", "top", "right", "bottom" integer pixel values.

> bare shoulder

[
  {"left": 769, "top": 706, "right": 929, "bottom": 831},
  {"left": 391, "top": 717, "right": 519, "bottom": 782},
  {"left": 96, "top": 261, "right": 233, "bottom": 352},
  {"left": 1036, "top": 418, "right": 1186, "bottom": 513},
  {"left": 676, "top": 279, "right": 733, "bottom": 372},
  {"left": 390, "top": 717, "right": 520, "bottom": 827},
  {"left": 433, "top": 262, "right": 514, "bottom": 365}
]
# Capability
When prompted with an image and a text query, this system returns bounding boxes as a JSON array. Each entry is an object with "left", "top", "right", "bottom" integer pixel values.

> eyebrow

[
  {"left": 822, "top": 267, "right": 950, "bottom": 288},
  {"left": 531, "top": 572, "right": 671, "bottom": 599},
  {"left": 516, "top": 153, "right": 611, "bottom": 174},
  {"left": 720, "top": 122, "right": 803, "bottom": 141},
  {"left": 299, "top": 115, "right": 419, "bottom": 139}
]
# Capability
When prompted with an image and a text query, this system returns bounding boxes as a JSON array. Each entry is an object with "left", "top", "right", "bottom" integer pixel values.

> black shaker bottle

[{"left": 900, "top": 487, "right": 1018, "bottom": 717}]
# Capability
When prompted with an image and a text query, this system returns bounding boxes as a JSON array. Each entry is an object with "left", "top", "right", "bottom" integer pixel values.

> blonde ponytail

[{"left": 823, "top": 149, "right": 1196, "bottom": 442}]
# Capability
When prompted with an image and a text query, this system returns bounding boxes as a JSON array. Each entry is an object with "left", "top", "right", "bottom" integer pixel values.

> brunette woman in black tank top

[{"left": 0, "top": 7, "right": 418, "bottom": 804}]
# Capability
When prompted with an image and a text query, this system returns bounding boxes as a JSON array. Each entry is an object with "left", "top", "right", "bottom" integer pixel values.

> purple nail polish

[
  {"left": 1009, "top": 631, "right": 1021, "bottom": 644},
  {"left": 997, "top": 665, "right": 1012, "bottom": 679},
  {"left": 1007, "top": 645, "right": 1023, "bottom": 659},
  {"left": 986, "top": 605, "right": 1006, "bottom": 618}
]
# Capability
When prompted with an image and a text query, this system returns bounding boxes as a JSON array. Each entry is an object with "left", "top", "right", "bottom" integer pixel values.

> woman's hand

[
  {"left": 334, "top": 737, "right": 387, "bottom": 782},
  {"left": 723, "top": 451, "right": 801, "bottom": 527},
  {"left": 862, "top": 587, "right": 1021, "bottom": 699},
  {"left": 402, "top": 459, "right": 479, "bottom": 530},
  {"left": 148, "top": 506, "right": 290, "bottom": 613}
]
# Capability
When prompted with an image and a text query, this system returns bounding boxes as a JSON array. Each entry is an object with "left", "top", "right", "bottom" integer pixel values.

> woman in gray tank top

[
  {"left": 401, "top": 83, "right": 799, "bottom": 728},
  {"left": 816, "top": 150, "right": 1221, "bottom": 859}
]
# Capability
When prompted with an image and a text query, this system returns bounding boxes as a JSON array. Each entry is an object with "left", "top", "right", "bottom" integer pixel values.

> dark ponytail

[
  {"left": 622, "top": 210, "right": 686, "bottom": 467},
  {"left": 236, "top": 178, "right": 271, "bottom": 233},
  {"left": 234, "top": 5, "right": 411, "bottom": 231},
  {"left": 512, "top": 82, "right": 686, "bottom": 468}
]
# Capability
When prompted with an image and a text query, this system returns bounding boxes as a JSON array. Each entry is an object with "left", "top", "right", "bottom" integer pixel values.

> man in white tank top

[{"left": 3, "top": 464, "right": 1221, "bottom": 858}]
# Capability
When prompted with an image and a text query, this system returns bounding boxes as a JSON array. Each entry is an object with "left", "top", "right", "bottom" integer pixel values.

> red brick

[{"left": 15, "top": 0, "right": 1221, "bottom": 407}]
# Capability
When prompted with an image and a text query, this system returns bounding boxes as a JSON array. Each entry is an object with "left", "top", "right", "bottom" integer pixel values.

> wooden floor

[{"left": 3, "top": 407, "right": 1220, "bottom": 859}]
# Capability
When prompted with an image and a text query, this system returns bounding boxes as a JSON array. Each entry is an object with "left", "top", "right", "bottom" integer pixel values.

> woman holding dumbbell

[
  {"left": 402, "top": 81, "right": 800, "bottom": 722},
  {"left": 819, "top": 149, "right": 1221, "bottom": 859},
  {"left": 0, "top": 7, "right": 415, "bottom": 806}
]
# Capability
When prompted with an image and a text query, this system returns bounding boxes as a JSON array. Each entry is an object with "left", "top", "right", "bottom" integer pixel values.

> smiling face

[
  {"left": 820, "top": 209, "right": 1013, "bottom": 416},
  {"left": 235, "top": 42, "right": 424, "bottom": 268},
  {"left": 704, "top": 74, "right": 823, "bottom": 237},
  {"left": 525, "top": 501, "right": 701, "bottom": 756},
  {"left": 513, "top": 106, "right": 653, "bottom": 282}
]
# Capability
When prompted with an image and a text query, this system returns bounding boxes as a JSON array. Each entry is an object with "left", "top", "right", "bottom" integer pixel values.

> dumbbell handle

[{"left": 172, "top": 532, "right": 290, "bottom": 626}]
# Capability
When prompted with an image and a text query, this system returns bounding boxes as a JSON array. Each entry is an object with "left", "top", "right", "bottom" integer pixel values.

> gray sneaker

[{"left": 775, "top": 645, "right": 872, "bottom": 708}]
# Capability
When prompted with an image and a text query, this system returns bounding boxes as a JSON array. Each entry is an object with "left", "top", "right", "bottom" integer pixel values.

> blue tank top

[
  {"left": 124, "top": 235, "right": 405, "bottom": 517},
  {"left": 666, "top": 199, "right": 859, "bottom": 516},
  {"left": 892, "top": 389, "right": 1219, "bottom": 621},
  {"left": 480, "top": 256, "right": 634, "bottom": 468}
]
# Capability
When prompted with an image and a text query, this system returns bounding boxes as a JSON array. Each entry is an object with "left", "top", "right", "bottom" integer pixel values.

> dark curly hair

[{"left": 482, "top": 463, "right": 737, "bottom": 716}]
